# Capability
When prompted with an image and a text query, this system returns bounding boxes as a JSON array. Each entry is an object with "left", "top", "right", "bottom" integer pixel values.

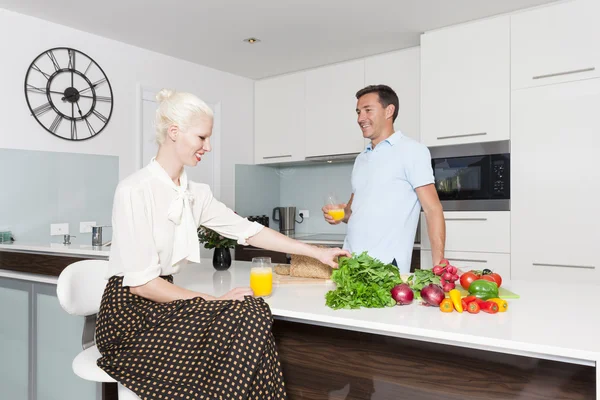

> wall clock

[{"left": 24, "top": 47, "right": 114, "bottom": 141}]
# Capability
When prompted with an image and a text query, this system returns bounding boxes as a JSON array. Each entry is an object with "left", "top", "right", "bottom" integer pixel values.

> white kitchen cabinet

[
  {"left": 511, "top": 0, "right": 600, "bottom": 90},
  {"left": 420, "top": 211, "right": 510, "bottom": 254},
  {"left": 420, "top": 15, "right": 510, "bottom": 146},
  {"left": 365, "top": 47, "right": 420, "bottom": 142},
  {"left": 421, "top": 250, "right": 511, "bottom": 279},
  {"left": 305, "top": 59, "right": 366, "bottom": 158},
  {"left": 254, "top": 72, "right": 306, "bottom": 164},
  {"left": 511, "top": 78, "right": 600, "bottom": 284}
]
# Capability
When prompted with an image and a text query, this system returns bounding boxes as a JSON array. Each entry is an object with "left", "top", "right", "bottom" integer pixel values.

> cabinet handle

[
  {"left": 445, "top": 218, "right": 488, "bottom": 221},
  {"left": 437, "top": 132, "right": 487, "bottom": 140},
  {"left": 263, "top": 155, "right": 292, "bottom": 160},
  {"left": 532, "top": 262, "right": 595, "bottom": 270},
  {"left": 448, "top": 258, "right": 488, "bottom": 264},
  {"left": 533, "top": 67, "right": 595, "bottom": 80}
]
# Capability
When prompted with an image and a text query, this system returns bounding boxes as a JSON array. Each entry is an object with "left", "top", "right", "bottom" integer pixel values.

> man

[{"left": 322, "top": 85, "right": 446, "bottom": 272}]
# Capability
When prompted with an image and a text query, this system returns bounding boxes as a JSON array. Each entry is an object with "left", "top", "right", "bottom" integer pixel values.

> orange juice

[
  {"left": 250, "top": 267, "right": 273, "bottom": 297},
  {"left": 327, "top": 208, "right": 345, "bottom": 221}
]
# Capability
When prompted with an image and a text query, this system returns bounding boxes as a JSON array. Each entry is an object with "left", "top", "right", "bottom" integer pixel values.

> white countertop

[
  {"left": 0, "top": 242, "right": 111, "bottom": 258},
  {"left": 1, "top": 258, "right": 598, "bottom": 368}
]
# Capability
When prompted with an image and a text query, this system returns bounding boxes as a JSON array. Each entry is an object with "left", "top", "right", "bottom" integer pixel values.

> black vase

[{"left": 212, "top": 247, "right": 232, "bottom": 271}]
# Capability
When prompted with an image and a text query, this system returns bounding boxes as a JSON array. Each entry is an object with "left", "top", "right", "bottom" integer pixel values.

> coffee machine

[{"left": 272, "top": 207, "right": 304, "bottom": 236}]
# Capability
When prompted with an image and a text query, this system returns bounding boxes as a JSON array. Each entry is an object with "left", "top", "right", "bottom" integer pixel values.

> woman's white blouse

[{"left": 106, "top": 159, "right": 264, "bottom": 287}]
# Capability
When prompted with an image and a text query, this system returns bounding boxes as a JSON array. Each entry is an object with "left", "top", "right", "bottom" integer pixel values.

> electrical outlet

[
  {"left": 80, "top": 221, "right": 96, "bottom": 233},
  {"left": 50, "top": 223, "right": 69, "bottom": 236},
  {"left": 299, "top": 209, "right": 309, "bottom": 218}
]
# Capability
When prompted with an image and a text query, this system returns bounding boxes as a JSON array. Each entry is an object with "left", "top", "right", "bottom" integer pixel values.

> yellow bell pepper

[
  {"left": 488, "top": 298, "right": 508, "bottom": 312},
  {"left": 448, "top": 289, "right": 463, "bottom": 313}
]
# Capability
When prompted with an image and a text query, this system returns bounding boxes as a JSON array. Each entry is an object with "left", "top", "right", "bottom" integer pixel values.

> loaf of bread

[
  {"left": 274, "top": 264, "right": 290, "bottom": 275},
  {"left": 289, "top": 253, "right": 333, "bottom": 279}
]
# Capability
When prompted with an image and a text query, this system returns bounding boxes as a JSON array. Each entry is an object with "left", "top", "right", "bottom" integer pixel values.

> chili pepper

[
  {"left": 461, "top": 298, "right": 468, "bottom": 311},
  {"left": 488, "top": 298, "right": 508, "bottom": 312},
  {"left": 448, "top": 289, "right": 463, "bottom": 313},
  {"left": 467, "top": 301, "right": 480, "bottom": 314},
  {"left": 468, "top": 280, "right": 499, "bottom": 300},
  {"left": 463, "top": 295, "right": 477, "bottom": 304},
  {"left": 439, "top": 298, "right": 454, "bottom": 313},
  {"left": 481, "top": 301, "right": 499, "bottom": 314}
]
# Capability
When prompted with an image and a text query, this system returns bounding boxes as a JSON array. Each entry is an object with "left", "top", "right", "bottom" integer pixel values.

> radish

[
  {"left": 432, "top": 266, "right": 444, "bottom": 276},
  {"left": 442, "top": 272, "right": 452, "bottom": 281}
]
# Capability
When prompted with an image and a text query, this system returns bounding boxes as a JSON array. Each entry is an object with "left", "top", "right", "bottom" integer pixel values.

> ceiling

[{"left": 1, "top": 0, "right": 561, "bottom": 79}]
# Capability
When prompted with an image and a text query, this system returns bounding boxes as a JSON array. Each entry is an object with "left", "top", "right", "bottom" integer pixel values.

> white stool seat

[{"left": 72, "top": 345, "right": 115, "bottom": 383}]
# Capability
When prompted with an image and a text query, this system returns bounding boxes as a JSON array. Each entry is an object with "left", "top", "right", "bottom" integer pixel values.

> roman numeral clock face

[{"left": 24, "top": 47, "right": 113, "bottom": 141}]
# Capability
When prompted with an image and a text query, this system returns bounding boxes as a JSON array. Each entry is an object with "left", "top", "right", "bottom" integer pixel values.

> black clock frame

[{"left": 24, "top": 47, "right": 114, "bottom": 142}]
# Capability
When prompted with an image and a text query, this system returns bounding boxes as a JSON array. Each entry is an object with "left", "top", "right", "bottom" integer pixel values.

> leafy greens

[{"left": 325, "top": 252, "right": 403, "bottom": 310}]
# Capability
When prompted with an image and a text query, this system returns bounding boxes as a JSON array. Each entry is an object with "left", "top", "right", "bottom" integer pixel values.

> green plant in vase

[{"left": 197, "top": 226, "right": 236, "bottom": 270}]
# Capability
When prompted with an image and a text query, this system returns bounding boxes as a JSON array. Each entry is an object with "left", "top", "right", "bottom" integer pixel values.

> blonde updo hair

[{"left": 154, "top": 88, "right": 214, "bottom": 145}]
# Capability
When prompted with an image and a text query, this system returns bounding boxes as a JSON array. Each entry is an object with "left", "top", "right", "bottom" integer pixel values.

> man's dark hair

[{"left": 355, "top": 85, "right": 399, "bottom": 122}]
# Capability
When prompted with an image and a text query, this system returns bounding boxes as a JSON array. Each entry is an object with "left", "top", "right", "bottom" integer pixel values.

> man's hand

[{"left": 322, "top": 203, "right": 347, "bottom": 225}]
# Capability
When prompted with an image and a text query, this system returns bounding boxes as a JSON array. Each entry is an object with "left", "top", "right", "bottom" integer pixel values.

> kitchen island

[{"left": 0, "top": 246, "right": 596, "bottom": 399}]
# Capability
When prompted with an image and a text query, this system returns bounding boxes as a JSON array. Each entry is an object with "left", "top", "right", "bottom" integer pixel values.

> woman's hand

[
  {"left": 316, "top": 247, "right": 352, "bottom": 269},
  {"left": 218, "top": 287, "right": 254, "bottom": 301}
]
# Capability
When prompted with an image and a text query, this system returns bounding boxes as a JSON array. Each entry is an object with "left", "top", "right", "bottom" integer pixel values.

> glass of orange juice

[
  {"left": 324, "top": 193, "right": 345, "bottom": 222},
  {"left": 250, "top": 257, "right": 273, "bottom": 297}
]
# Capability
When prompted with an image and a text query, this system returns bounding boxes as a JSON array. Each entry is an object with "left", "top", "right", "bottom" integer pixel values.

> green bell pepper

[{"left": 468, "top": 280, "right": 499, "bottom": 300}]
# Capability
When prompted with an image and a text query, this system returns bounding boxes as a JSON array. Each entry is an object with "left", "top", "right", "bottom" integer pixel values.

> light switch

[
  {"left": 50, "top": 223, "right": 69, "bottom": 236},
  {"left": 80, "top": 221, "right": 96, "bottom": 233}
]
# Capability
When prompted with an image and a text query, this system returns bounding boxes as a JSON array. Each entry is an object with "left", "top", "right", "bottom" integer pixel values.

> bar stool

[{"left": 56, "top": 259, "right": 140, "bottom": 400}]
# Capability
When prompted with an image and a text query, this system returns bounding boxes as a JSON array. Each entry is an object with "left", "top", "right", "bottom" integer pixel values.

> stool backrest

[{"left": 57, "top": 259, "right": 109, "bottom": 316}]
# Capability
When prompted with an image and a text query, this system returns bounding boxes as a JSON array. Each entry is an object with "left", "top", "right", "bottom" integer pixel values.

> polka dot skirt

[{"left": 95, "top": 276, "right": 287, "bottom": 399}]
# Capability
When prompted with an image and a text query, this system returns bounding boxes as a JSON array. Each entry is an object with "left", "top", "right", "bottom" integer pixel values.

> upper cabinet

[
  {"left": 365, "top": 47, "right": 420, "bottom": 142},
  {"left": 420, "top": 16, "right": 510, "bottom": 147},
  {"left": 305, "top": 59, "right": 366, "bottom": 158},
  {"left": 254, "top": 73, "right": 306, "bottom": 164},
  {"left": 511, "top": 0, "right": 600, "bottom": 90}
]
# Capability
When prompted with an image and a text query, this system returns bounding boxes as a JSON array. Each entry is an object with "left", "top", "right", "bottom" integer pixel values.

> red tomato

[
  {"left": 480, "top": 274, "right": 502, "bottom": 287},
  {"left": 489, "top": 273, "right": 502, "bottom": 288},
  {"left": 459, "top": 272, "right": 479, "bottom": 290}
]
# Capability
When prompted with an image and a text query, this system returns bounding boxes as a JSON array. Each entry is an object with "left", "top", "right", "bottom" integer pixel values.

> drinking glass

[
  {"left": 324, "top": 193, "right": 345, "bottom": 221},
  {"left": 250, "top": 257, "right": 273, "bottom": 297}
]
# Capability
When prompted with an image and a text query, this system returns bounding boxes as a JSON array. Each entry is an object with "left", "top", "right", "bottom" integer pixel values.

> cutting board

[{"left": 273, "top": 273, "right": 331, "bottom": 285}]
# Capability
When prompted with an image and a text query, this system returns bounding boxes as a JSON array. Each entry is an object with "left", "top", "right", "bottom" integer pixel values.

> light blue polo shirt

[{"left": 343, "top": 131, "right": 434, "bottom": 273}]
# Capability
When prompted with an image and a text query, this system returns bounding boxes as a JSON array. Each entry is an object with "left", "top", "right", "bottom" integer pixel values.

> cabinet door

[
  {"left": 35, "top": 283, "right": 98, "bottom": 400},
  {"left": 511, "top": 0, "right": 600, "bottom": 90},
  {"left": 421, "top": 211, "right": 510, "bottom": 253},
  {"left": 305, "top": 59, "right": 366, "bottom": 157},
  {"left": 254, "top": 73, "right": 306, "bottom": 164},
  {"left": 420, "top": 15, "right": 510, "bottom": 146},
  {"left": 365, "top": 47, "right": 420, "bottom": 142},
  {"left": 511, "top": 79, "right": 600, "bottom": 284},
  {"left": 0, "top": 278, "right": 30, "bottom": 400}
]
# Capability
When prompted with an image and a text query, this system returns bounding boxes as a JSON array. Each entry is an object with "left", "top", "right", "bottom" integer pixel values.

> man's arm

[{"left": 415, "top": 184, "right": 445, "bottom": 267}]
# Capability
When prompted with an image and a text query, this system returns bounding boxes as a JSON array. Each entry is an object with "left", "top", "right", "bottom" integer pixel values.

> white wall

[{"left": 0, "top": 9, "right": 254, "bottom": 208}]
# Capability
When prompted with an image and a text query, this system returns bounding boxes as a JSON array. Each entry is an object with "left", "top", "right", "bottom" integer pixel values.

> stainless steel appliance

[
  {"left": 432, "top": 153, "right": 510, "bottom": 211},
  {"left": 272, "top": 207, "right": 303, "bottom": 236}
]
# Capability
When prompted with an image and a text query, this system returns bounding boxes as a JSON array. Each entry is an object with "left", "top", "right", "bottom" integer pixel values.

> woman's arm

[
  {"left": 130, "top": 278, "right": 253, "bottom": 303},
  {"left": 246, "top": 227, "right": 350, "bottom": 268}
]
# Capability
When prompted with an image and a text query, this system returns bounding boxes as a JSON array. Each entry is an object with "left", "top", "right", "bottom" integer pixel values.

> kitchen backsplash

[
  {"left": 235, "top": 163, "right": 353, "bottom": 234},
  {"left": 0, "top": 149, "right": 118, "bottom": 245}
]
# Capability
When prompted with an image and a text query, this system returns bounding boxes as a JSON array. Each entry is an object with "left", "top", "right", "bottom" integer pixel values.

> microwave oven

[{"left": 431, "top": 153, "right": 510, "bottom": 211}]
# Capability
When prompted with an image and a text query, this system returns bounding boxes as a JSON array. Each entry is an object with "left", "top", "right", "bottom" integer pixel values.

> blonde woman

[{"left": 95, "top": 89, "right": 350, "bottom": 399}]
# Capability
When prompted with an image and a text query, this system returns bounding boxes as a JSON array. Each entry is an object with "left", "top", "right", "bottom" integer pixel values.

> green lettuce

[{"left": 325, "top": 252, "right": 403, "bottom": 310}]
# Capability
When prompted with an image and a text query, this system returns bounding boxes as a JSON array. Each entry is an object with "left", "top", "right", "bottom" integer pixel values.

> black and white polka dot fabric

[{"left": 95, "top": 276, "right": 287, "bottom": 399}]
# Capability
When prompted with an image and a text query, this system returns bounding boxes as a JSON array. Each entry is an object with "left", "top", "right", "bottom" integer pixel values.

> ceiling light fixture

[{"left": 243, "top": 37, "right": 261, "bottom": 44}]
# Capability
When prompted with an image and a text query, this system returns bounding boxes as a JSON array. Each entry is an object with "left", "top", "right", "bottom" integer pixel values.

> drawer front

[
  {"left": 421, "top": 211, "right": 510, "bottom": 253},
  {"left": 421, "top": 250, "right": 511, "bottom": 279},
  {"left": 511, "top": 251, "right": 598, "bottom": 285}
]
